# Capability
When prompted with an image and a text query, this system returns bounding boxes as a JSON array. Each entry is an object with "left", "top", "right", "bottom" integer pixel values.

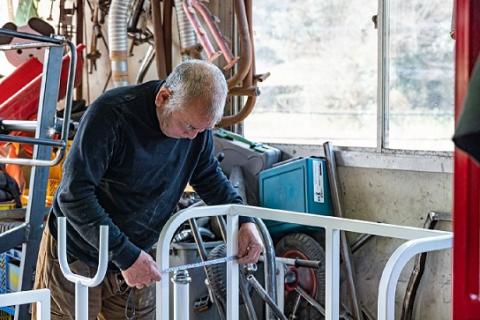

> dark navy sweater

[{"left": 49, "top": 80, "right": 247, "bottom": 270}]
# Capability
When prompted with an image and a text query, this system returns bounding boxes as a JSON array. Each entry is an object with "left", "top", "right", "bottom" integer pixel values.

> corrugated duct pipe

[
  {"left": 108, "top": 0, "right": 133, "bottom": 87},
  {"left": 174, "top": 0, "right": 198, "bottom": 60}
]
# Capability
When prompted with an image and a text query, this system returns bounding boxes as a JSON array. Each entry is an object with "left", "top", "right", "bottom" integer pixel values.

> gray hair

[{"left": 163, "top": 59, "right": 227, "bottom": 123}]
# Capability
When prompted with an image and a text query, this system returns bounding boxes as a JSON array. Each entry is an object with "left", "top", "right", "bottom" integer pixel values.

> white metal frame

[
  {"left": 57, "top": 217, "right": 109, "bottom": 320},
  {"left": 0, "top": 204, "right": 451, "bottom": 319},
  {"left": 156, "top": 204, "right": 452, "bottom": 320},
  {"left": 0, "top": 218, "right": 108, "bottom": 320},
  {"left": 0, "top": 289, "right": 51, "bottom": 320}
]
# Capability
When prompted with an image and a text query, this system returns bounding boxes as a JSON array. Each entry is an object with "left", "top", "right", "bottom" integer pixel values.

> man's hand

[
  {"left": 237, "top": 222, "right": 264, "bottom": 264},
  {"left": 121, "top": 250, "right": 161, "bottom": 289}
]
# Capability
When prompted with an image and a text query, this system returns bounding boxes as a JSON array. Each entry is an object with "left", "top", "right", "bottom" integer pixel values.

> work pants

[{"left": 32, "top": 225, "right": 156, "bottom": 319}]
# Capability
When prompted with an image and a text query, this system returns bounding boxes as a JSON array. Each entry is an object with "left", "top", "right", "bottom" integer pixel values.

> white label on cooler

[{"left": 313, "top": 161, "right": 324, "bottom": 203}]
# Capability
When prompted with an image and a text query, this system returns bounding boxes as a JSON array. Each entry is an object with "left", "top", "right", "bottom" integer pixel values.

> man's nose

[{"left": 186, "top": 130, "right": 199, "bottom": 139}]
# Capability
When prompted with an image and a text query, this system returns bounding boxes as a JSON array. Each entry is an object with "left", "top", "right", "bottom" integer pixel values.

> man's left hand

[{"left": 237, "top": 222, "right": 264, "bottom": 264}]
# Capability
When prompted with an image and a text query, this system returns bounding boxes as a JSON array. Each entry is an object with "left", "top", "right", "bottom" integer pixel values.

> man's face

[{"left": 159, "top": 101, "right": 216, "bottom": 139}]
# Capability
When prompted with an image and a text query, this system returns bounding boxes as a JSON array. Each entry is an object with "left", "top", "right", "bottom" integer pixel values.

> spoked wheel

[
  {"left": 276, "top": 233, "right": 326, "bottom": 320},
  {"left": 206, "top": 243, "right": 254, "bottom": 306}
]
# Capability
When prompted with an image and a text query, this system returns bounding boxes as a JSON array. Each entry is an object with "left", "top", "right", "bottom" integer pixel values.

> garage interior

[{"left": 0, "top": 1, "right": 478, "bottom": 319}]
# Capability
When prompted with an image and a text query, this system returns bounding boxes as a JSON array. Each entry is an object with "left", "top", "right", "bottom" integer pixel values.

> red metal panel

[
  {"left": 0, "top": 44, "right": 85, "bottom": 121},
  {"left": 453, "top": 0, "right": 480, "bottom": 318},
  {"left": 0, "top": 58, "right": 43, "bottom": 104}
]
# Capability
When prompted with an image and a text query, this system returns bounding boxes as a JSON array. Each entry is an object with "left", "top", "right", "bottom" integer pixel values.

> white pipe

[
  {"left": 57, "top": 217, "right": 109, "bottom": 320},
  {"left": 76, "top": 283, "right": 88, "bottom": 320},
  {"left": 275, "top": 262, "right": 285, "bottom": 313},
  {"left": 226, "top": 214, "right": 239, "bottom": 320},
  {"left": 174, "top": 0, "right": 198, "bottom": 58},
  {"left": 377, "top": 234, "right": 453, "bottom": 320},
  {"left": 108, "top": 0, "right": 133, "bottom": 87},
  {"left": 325, "top": 227, "right": 340, "bottom": 320},
  {"left": 0, "top": 289, "right": 50, "bottom": 320},
  {"left": 230, "top": 205, "right": 450, "bottom": 240},
  {"left": 172, "top": 270, "right": 191, "bottom": 320},
  {"left": 156, "top": 206, "right": 231, "bottom": 319}
]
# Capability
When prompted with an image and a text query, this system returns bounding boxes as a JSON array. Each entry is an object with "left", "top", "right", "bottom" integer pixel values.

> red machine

[
  {"left": 453, "top": 0, "right": 480, "bottom": 319},
  {"left": 0, "top": 44, "right": 85, "bottom": 121},
  {"left": 0, "top": 44, "right": 84, "bottom": 189}
]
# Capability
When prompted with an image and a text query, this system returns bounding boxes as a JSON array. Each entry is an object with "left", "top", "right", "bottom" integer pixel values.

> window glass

[
  {"left": 386, "top": 0, "right": 454, "bottom": 150},
  {"left": 244, "top": 0, "right": 378, "bottom": 147}
]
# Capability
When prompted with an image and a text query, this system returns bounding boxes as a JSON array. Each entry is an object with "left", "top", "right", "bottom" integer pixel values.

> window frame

[
  {"left": 378, "top": 0, "right": 455, "bottom": 154},
  {"left": 374, "top": 0, "right": 453, "bottom": 172},
  {"left": 240, "top": 0, "right": 454, "bottom": 173},
  {"left": 269, "top": 143, "right": 453, "bottom": 173}
]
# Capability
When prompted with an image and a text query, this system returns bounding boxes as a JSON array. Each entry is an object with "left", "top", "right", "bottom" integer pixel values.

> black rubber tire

[
  {"left": 206, "top": 243, "right": 253, "bottom": 306},
  {"left": 206, "top": 243, "right": 228, "bottom": 305},
  {"left": 276, "top": 233, "right": 326, "bottom": 320}
]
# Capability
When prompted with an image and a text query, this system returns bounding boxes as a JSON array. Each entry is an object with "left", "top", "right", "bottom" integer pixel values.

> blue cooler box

[{"left": 259, "top": 157, "right": 333, "bottom": 235}]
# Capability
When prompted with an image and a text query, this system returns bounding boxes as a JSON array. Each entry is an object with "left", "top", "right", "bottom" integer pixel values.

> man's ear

[
  {"left": 0, "top": 23, "right": 16, "bottom": 45},
  {"left": 28, "top": 17, "right": 54, "bottom": 36},
  {"left": 155, "top": 87, "right": 171, "bottom": 107}
]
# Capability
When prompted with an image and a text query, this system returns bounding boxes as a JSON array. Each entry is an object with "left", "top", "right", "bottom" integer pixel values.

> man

[{"left": 33, "top": 59, "right": 263, "bottom": 319}]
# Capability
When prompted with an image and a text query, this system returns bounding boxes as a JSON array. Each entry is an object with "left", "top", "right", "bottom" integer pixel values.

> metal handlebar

[
  {"left": 0, "top": 29, "right": 77, "bottom": 167},
  {"left": 0, "top": 135, "right": 65, "bottom": 147},
  {"left": 0, "top": 28, "right": 64, "bottom": 44},
  {"left": 57, "top": 217, "right": 109, "bottom": 320},
  {"left": 0, "top": 118, "right": 78, "bottom": 134},
  {"left": 57, "top": 217, "right": 109, "bottom": 286},
  {"left": 0, "top": 42, "right": 60, "bottom": 51}
]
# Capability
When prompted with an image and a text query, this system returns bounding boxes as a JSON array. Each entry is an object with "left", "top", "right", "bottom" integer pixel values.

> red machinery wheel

[{"left": 276, "top": 233, "right": 326, "bottom": 319}]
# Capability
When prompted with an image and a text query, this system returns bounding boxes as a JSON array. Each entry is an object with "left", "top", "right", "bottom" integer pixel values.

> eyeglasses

[
  {"left": 184, "top": 122, "right": 199, "bottom": 132},
  {"left": 174, "top": 111, "right": 214, "bottom": 133},
  {"left": 176, "top": 116, "right": 200, "bottom": 133}
]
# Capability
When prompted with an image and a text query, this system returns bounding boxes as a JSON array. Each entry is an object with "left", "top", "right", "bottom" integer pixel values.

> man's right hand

[{"left": 121, "top": 250, "right": 162, "bottom": 289}]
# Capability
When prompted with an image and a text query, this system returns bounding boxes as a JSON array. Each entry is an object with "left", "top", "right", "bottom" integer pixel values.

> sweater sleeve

[
  {"left": 189, "top": 131, "right": 254, "bottom": 224},
  {"left": 56, "top": 103, "right": 141, "bottom": 270}
]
